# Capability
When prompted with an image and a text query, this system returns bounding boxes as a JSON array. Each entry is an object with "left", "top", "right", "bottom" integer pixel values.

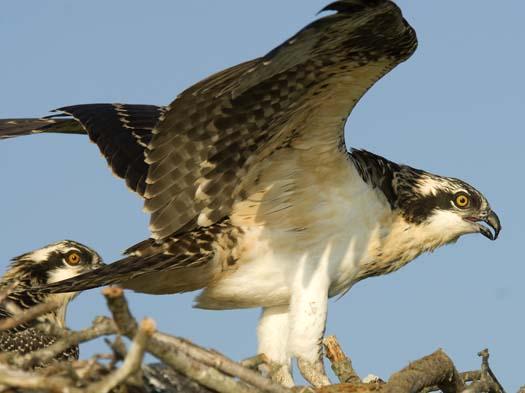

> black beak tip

[
  {"left": 480, "top": 226, "right": 496, "bottom": 241},
  {"left": 485, "top": 210, "right": 501, "bottom": 241}
]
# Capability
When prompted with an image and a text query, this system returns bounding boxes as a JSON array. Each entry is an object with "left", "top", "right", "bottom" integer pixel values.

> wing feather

[
  {"left": 0, "top": 104, "right": 163, "bottom": 196},
  {"left": 59, "top": 104, "right": 163, "bottom": 195},
  {"left": 35, "top": 219, "right": 232, "bottom": 295},
  {"left": 145, "top": 0, "right": 418, "bottom": 239}
]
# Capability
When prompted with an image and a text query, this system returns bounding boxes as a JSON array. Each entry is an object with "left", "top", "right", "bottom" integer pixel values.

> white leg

[
  {"left": 288, "top": 266, "right": 331, "bottom": 387},
  {"left": 257, "top": 305, "right": 294, "bottom": 387}
]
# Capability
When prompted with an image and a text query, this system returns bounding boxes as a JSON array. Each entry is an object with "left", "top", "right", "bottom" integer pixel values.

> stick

[
  {"left": 0, "top": 299, "right": 61, "bottom": 330},
  {"left": 0, "top": 363, "right": 81, "bottom": 393},
  {"left": 464, "top": 350, "right": 505, "bottom": 393},
  {"left": 241, "top": 354, "right": 271, "bottom": 369},
  {"left": 382, "top": 349, "right": 464, "bottom": 393},
  {"left": 103, "top": 287, "right": 265, "bottom": 393},
  {"left": 420, "top": 371, "right": 482, "bottom": 393},
  {"left": 9, "top": 316, "right": 118, "bottom": 369},
  {"left": 156, "top": 332, "right": 292, "bottom": 393},
  {"left": 323, "top": 336, "right": 361, "bottom": 384},
  {"left": 86, "top": 318, "right": 155, "bottom": 393}
]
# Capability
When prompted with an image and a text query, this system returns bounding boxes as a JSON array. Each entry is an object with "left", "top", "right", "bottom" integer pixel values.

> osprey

[
  {"left": 0, "top": 0, "right": 500, "bottom": 386},
  {"left": 0, "top": 241, "right": 102, "bottom": 363}
]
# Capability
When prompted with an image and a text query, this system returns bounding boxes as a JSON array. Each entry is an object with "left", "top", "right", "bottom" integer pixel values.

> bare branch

[
  {"left": 85, "top": 318, "right": 155, "bottom": 393},
  {"left": 4, "top": 316, "right": 118, "bottom": 369},
  {"left": 382, "top": 349, "right": 465, "bottom": 393},
  {"left": 0, "top": 363, "right": 81, "bottom": 393},
  {"left": 241, "top": 354, "right": 271, "bottom": 369},
  {"left": 102, "top": 286, "right": 138, "bottom": 336},
  {"left": 0, "top": 287, "right": 512, "bottom": 393},
  {"left": 0, "top": 299, "right": 60, "bottom": 331},
  {"left": 157, "top": 332, "right": 294, "bottom": 393},
  {"left": 103, "top": 287, "right": 266, "bottom": 393},
  {"left": 464, "top": 350, "right": 506, "bottom": 393},
  {"left": 144, "top": 363, "right": 229, "bottom": 393},
  {"left": 104, "top": 334, "right": 127, "bottom": 368},
  {"left": 420, "top": 371, "right": 482, "bottom": 393},
  {"left": 323, "top": 336, "right": 361, "bottom": 384},
  {"left": 306, "top": 381, "right": 388, "bottom": 393},
  {"left": 149, "top": 335, "right": 260, "bottom": 393},
  {"left": 462, "top": 371, "right": 482, "bottom": 383}
]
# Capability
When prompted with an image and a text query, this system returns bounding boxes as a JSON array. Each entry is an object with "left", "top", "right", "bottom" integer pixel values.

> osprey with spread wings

[{"left": 0, "top": 0, "right": 500, "bottom": 386}]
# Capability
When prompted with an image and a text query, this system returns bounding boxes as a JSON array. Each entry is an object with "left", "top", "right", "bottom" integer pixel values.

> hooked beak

[{"left": 469, "top": 210, "right": 501, "bottom": 241}]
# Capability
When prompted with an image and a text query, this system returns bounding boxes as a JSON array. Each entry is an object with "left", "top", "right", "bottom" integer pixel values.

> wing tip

[{"left": 319, "top": 0, "right": 389, "bottom": 15}]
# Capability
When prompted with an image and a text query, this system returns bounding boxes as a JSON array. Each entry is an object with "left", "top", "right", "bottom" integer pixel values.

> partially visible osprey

[
  {"left": 0, "top": 241, "right": 102, "bottom": 364},
  {"left": 0, "top": 0, "right": 500, "bottom": 386}
]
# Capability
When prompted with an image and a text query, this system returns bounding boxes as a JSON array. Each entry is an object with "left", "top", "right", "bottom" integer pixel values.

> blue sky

[{"left": 1, "top": 0, "right": 523, "bottom": 390}]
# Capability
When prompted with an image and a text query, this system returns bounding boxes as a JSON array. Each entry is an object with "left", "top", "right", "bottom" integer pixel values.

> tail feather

[{"left": 0, "top": 117, "right": 84, "bottom": 139}]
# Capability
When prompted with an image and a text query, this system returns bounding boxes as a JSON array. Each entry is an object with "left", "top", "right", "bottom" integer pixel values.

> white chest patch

[
  {"left": 196, "top": 156, "right": 395, "bottom": 309},
  {"left": 46, "top": 266, "right": 84, "bottom": 326}
]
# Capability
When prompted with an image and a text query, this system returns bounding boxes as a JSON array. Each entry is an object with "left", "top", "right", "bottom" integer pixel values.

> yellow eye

[
  {"left": 455, "top": 194, "right": 470, "bottom": 208},
  {"left": 66, "top": 252, "right": 81, "bottom": 265}
]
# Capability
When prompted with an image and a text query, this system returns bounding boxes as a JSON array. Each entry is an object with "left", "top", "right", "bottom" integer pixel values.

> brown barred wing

[
  {"left": 0, "top": 104, "right": 164, "bottom": 196},
  {"left": 144, "top": 0, "right": 418, "bottom": 239},
  {"left": 57, "top": 104, "right": 164, "bottom": 196}
]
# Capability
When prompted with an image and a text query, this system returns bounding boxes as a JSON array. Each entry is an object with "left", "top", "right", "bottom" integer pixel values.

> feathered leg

[
  {"left": 288, "top": 265, "right": 331, "bottom": 387},
  {"left": 257, "top": 305, "right": 294, "bottom": 387}
]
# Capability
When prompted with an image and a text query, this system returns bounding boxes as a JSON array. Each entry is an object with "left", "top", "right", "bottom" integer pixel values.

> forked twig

[{"left": 85, "top": 318, "right": 155, "bottom": 393}]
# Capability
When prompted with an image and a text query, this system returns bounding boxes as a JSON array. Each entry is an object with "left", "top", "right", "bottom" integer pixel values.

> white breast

[{"left": 196, "top": 149, "right": 393, "bottom": 310}]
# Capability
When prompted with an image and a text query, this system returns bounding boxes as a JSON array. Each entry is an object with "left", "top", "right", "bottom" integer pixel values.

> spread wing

[
  {"left": 59, "top": 104, "right": 164, "bottom": 195},
  {"left": 145, "top": 0, "right": 418, "bottom": 239},
  {"left": 0, "top": 104, "right": 164, "bottom": 196}
]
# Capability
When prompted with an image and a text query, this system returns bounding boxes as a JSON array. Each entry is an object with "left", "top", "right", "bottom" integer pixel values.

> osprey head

[
  {"left": 350, "top": 149, "right": 501, "bottom": 249},
  {"left": 2, "top": 240, "right": 103, "bottom": 326},
  {"left": 394, "top": 167, "right": 501, "bottom": 242},
  {"left": 4, "top": 240, "right": 103, "bottom": 288}
]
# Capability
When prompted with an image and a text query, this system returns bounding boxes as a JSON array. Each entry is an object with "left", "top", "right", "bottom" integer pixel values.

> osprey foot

[
  {"left": 297, "top": 357, "right": 331, "bottom": 387},
  {"left": 269, "top": 363, "right": 295, "bottom": 387},
  {"left": 256, "top": 357, "right": 294, "bottom": 387}
]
